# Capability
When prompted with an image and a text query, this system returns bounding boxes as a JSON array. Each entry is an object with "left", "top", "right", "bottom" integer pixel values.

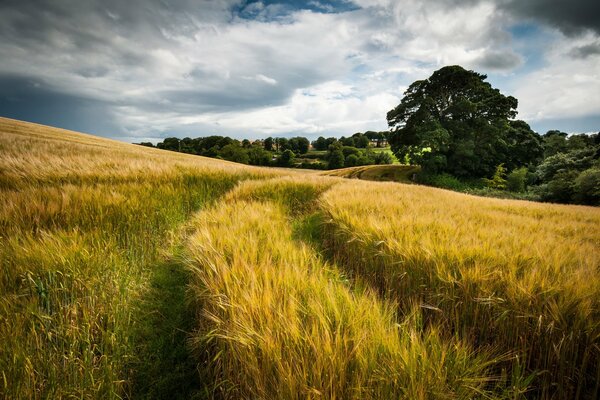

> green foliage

[
  {"left": 574, "top": 168, "right": 600, "bottom": 205},
  {"left": 247, "top": 146, "right": 272, "bottom": 166},
  {"left": 484, "top": 164, "right": 508, "bottom": 190},
  {"left": 278, "top": 149, "right": 296, "bottom": 167},
  {"left": 264, "top": 137, "right": 274, "bottom": 151},
  {"left": 276, "top": 137, "right": 289, "bottom": 152},
  {"left": 287, "top": 137, "right": 310, "bottom": 154},
  {"left": 340, "top": 136, "right": 355, "bottom": 147},
  {"left": 351, "top": 132, "right": 371, "bottom": 148},
  {"left": 417, "top": 173, "right": 474, "bottom": 191},
  {"left": 312, "top": 136, "right": 328, "bottom": 151},
  {"left": 533, "top": 145, "right": 599, "bottom": 204},
  {"left": 535, "top": 170, "right": 579, "bottom": 203},
  {"left": 373, "top": 151, "right": 394, "bottom": 165},
  {"left": 387, "top": 65, "right": 542, "bottom": 178},
  {"left": 328, "top": 149, "right": 345, "bottom": 169},
  {"left": 507, "top": 167, "right": 528, "bottom": 192},
  {"left": 543, "top": 130, "right": 568, "bottom": 157},
  {"left": 220, "top": 143, "right": 250, "bottom": 164},
  {"left": 344, "top": 154, "right": 359, "bottom": 167},
  {"left": 342, "top": 146, "right": 360, "bottom": 157}
]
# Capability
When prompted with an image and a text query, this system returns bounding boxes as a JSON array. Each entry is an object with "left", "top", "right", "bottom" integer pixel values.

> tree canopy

[{"left": 387, "top": 65, "right": 542, "bottom": 178}]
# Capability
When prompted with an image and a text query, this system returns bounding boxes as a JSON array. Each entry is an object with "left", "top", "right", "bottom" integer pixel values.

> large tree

[{"left": 387, "top": 65, "right": 541, "bottom": 178}]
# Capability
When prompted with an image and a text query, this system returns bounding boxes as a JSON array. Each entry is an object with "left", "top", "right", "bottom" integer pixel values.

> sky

[{"left": 0, "top": 0, "right": 599, "bottom": 142}]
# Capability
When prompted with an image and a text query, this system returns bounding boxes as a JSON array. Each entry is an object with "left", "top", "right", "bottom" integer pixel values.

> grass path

[{"left": 129, "top": 251, "right": 204, "bottom": 399}]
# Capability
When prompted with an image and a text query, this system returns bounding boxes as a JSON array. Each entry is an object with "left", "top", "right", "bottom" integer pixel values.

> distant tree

[
  {"left": 248, "top": 147, "right": 272, "bottom": 166},
  {"left": 137, "top": 142, "right": 154, "bottom": 147},
  {"left": 241, "top": 139, "right": 252, "bottom": 148},
  {"left": 505, "top": 120, "right": 544, "bottom": 169},
  {"left": 276, "top": 138, "right": 289, "bottom": 152},
  {"left": 157, "top": 137, "right": 181, "bottom": 151},
  {"left": 373, "top": 151, "right": 394, "bottom": 165},
  {"left": 180, "top": 137, "right": 196, "bottom": 154},
  {"left": 387, "top": 65, "right": 535, "bottom": 178},
  {"left": 567, "top": 133, "right": 595, "bottom": 151},
  {"left": 219, "top": 144, "right": 250, "bottom": 164},
  {"left": 313, "top": 136, "right": 328, "bottom": 151},
  {"left": 328, "top": 150, "right": 345, "bottom": 169},
  {"left": 533, "top": 146, "right": 599, "bottom": 203},
  {"left": 354, "top": 135, "right": 371, "bottom": 149},
  {"left": 296, "top": 137, "right": 310, "bottom": 154},
  {"left": 353, "top": 133, "right": 370, "bottom": 148},
  {"left": 535, "top": 147, "right": 597, "bottom": 183},
  {"left": 286, "top": 137, "right": 309, "bottom": 154},
  {"left": 327, "top": 142, "right": 345, "bottom": 169},
  {"left": 278, "top": 149, "right": 296, "bottom": 167},
  {"left": 325, "top": 137, "right": 338, "bottom": 147},
  {"left": 543, "top": 130, "right": 568, "bottom": 157},
  {"left": 345, "top": 154, "right": 359, "bottom": 167},
  {"left": 340, "top": 136, "right": 355, "bottom": 147},
  {"left": 574, "top": 168, "right": 600, "bottom": 205},
  {"left": 202, "top": 145, "right": 220, "bottom": 157},
  {"left": 264, "top": 137, "right": 274, "bottom": 151},
  {"left": 342, "top": 146, "right": 360, "bottom": 157}
]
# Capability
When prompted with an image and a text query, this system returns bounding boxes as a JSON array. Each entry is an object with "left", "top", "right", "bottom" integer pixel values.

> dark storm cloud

[
  {"left": 476, "top": 50, "right": 523, "bottom": 71},
  {"left": 1, "top": 0, "right": 599, "bottom": 139},
  {"left": 0, "top": 75, "right": 121, "bottom": 137},
  {"left": 0, "top": 0, "right": 348, "bottom": 138},
  {"left": 500, "top": 0, "right": 600, "bottom": 36},
  {"left": 569, "top": 42, "right": 600, "bottom": 59},
  {"left": 404, "top": 0, "right": 600, "bottom": 35}
]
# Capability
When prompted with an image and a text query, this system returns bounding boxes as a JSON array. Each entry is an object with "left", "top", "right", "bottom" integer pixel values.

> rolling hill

[{"left": 1, "top": 117, "right": 599, "bottom": 399}]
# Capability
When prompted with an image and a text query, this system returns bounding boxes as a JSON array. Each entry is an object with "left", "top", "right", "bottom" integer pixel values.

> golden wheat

[
  {"left": 186, "top": 179, "right": 497, "bottom": 399},
  {"left": 319, "top": 180, "right": 600, "bottom": 399}
]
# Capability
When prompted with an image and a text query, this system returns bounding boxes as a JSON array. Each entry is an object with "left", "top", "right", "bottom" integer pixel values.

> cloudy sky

[{"left": 0, "top": 0, "right": 599, "bottom": 142}]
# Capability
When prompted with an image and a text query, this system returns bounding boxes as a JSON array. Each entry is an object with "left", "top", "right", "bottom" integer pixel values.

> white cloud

[
  {"left": 512, "top": 33, "right": 600, "bottom": 121},
  {"left": 0, "top": 0, "right": 598, "bottom": 139}
]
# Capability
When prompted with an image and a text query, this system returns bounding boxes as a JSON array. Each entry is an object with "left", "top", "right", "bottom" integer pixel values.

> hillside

[
  {"left": 321, "top": 164, "right": 420, "bottom": 183},
  {"left": 1, "top": 118, "right": 599, "bottom": 399}
]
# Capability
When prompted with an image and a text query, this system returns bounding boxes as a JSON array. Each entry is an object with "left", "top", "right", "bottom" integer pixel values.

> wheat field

[{"left": 1, "top": 117, "right": 598, "bottom": 399}]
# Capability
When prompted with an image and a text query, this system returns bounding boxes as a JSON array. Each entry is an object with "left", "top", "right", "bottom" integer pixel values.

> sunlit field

[
  {"left": 319, "top": 182, "right": 600, "bottom": 399},
  {"left": 0, "top": 117, "right": 272, "bottom": 398},
  {"left": 1, "top": 117, "right": 598, "bottom": 399}
]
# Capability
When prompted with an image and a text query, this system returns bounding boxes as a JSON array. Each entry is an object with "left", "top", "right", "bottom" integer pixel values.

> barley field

[{"left": 1, "top": 117, "right": 598, "bottom": 399}]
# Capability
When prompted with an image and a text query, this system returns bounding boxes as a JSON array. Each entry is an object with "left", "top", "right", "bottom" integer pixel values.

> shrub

[
  {"left": 484, "top": 164, "right": 508, "bottom": 190},
  {"left": 373, "top": 151, "right": 394, "bottom": 165},
  {"left": 574, "top": 168, "right": 600, "bottom": 205},
  {"left": 535, "top": 170, "right": 579, "bottom": 203},
  {"left": 345, "top": 154, "right": 359, "bottom": 167},
  {"left": 418, "top": 173, "right": 471, "bottom": 191},
  {"left": 507, "top": 167, "right": 528, "bottom": 192}
]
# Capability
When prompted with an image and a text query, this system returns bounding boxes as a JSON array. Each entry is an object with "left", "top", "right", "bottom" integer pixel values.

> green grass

[{"left": 129, "top": 251, "right": 204, "bottom": 399}]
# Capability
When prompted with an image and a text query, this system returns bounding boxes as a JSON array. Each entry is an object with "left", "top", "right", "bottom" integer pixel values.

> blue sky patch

[{"left": 234, "top": 0, "right": 359, "bottom": 20}]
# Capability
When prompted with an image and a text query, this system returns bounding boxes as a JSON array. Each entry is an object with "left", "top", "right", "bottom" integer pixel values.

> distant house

[{"left": 370, "top": 138, "right": 388, "bottom": 147}]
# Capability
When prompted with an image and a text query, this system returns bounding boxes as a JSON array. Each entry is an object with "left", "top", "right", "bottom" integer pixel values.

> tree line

[{"left": 138, "top": 131, "right": 394, "bottom": 170}]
